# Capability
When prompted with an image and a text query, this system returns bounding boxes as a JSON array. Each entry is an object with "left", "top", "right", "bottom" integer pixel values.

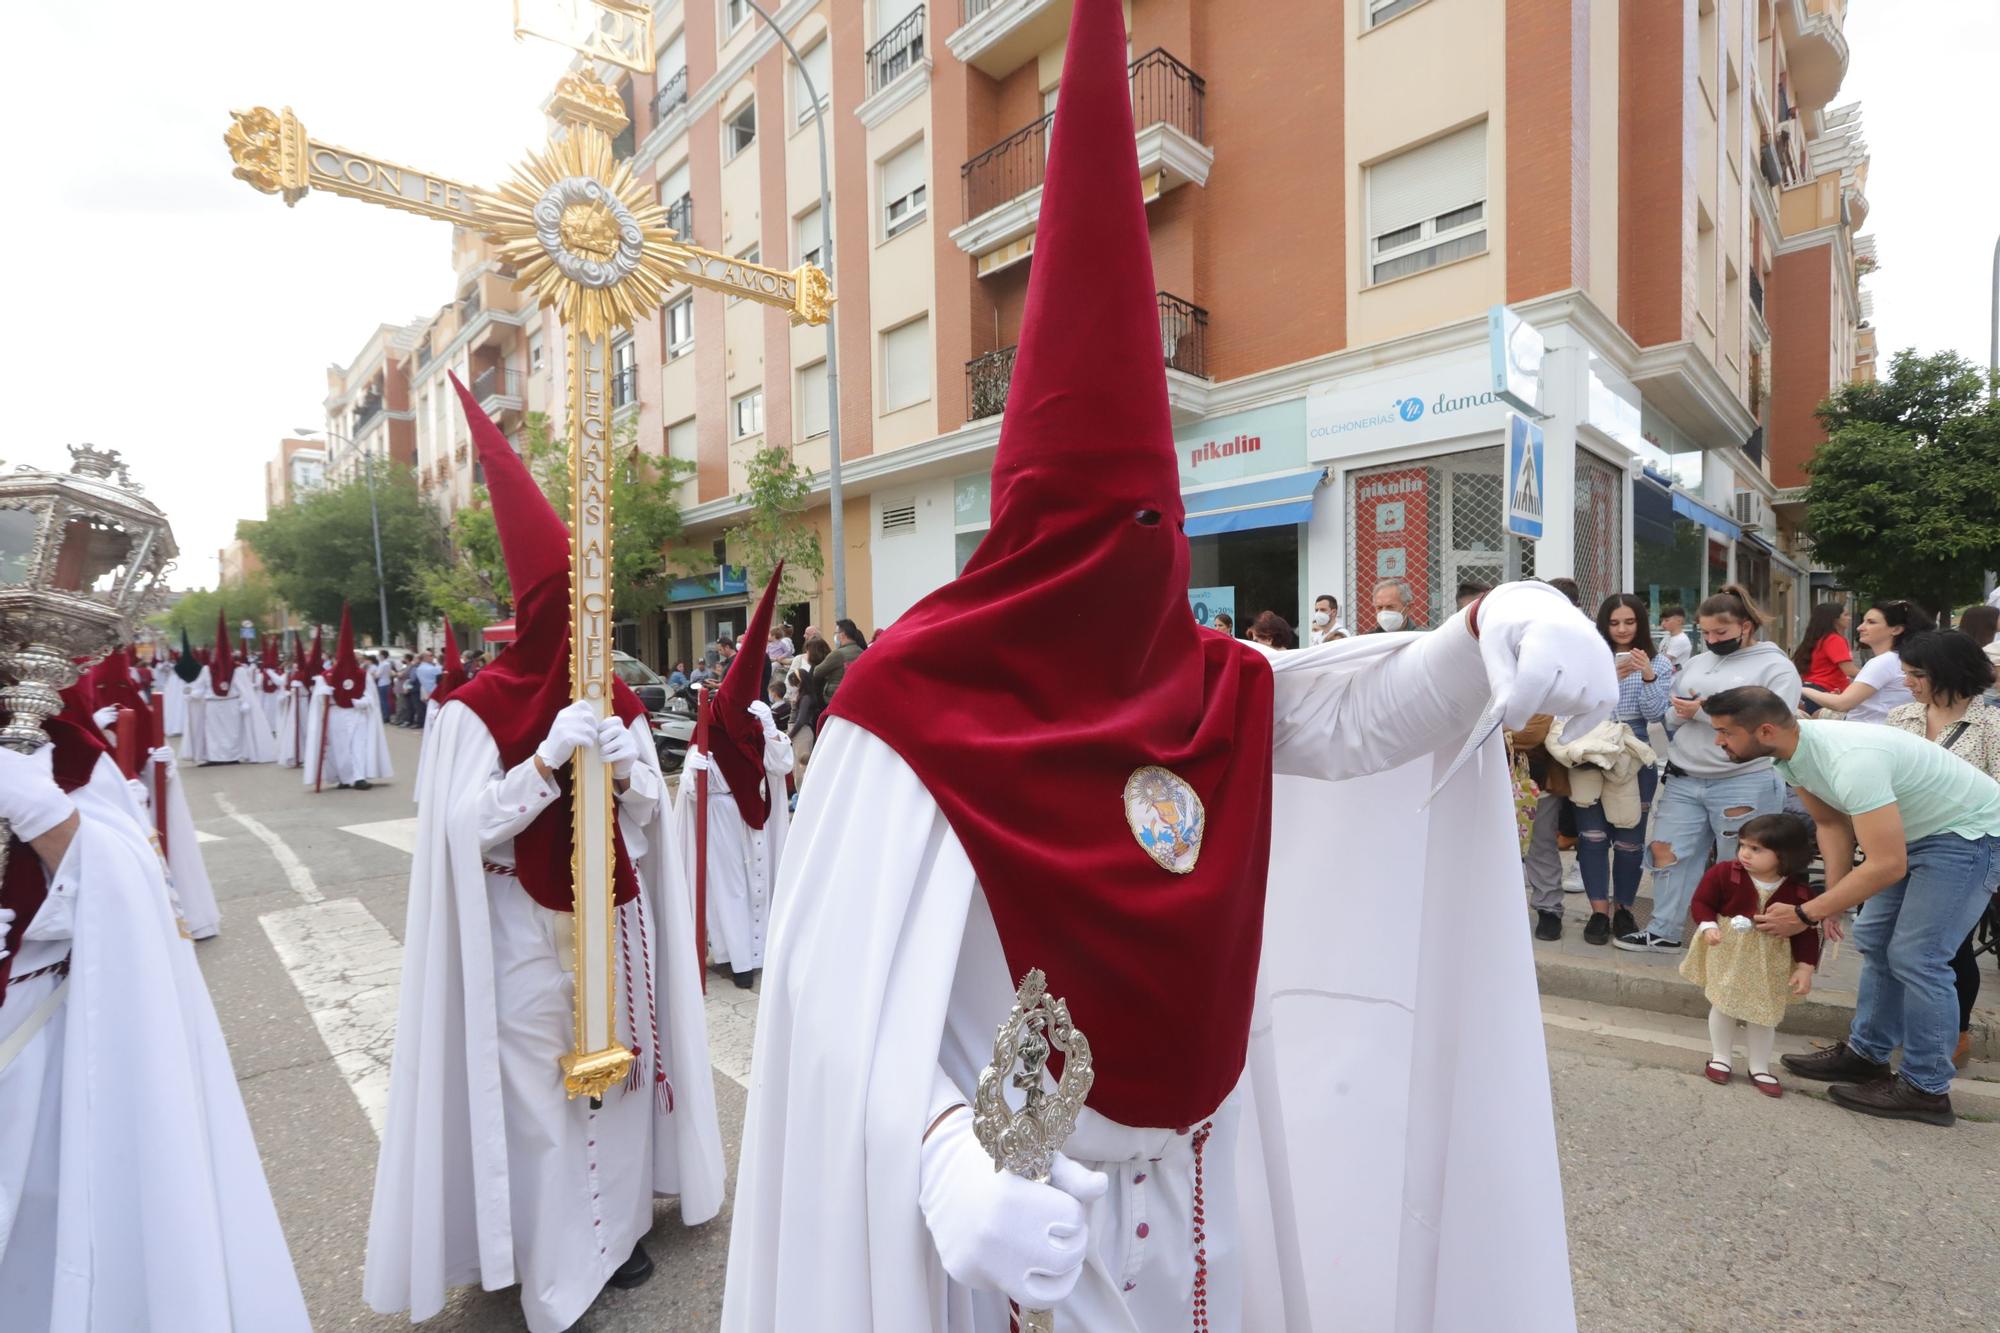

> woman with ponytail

[{"left": 1617, "top": 585, "right": 1804, "bottom": 953}]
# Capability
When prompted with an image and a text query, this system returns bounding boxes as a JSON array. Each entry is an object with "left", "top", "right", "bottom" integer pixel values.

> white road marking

[
  {"left": 195, "top": 829, "right": 224, "bottom": 844},
  {"left": 260, "top": 898, "right": 403, "bottom": 1138},
  {"left": 340, "top": 817, "right": 421, "bottom": 854},
  {"left": 212, "top": 792, "right": 322, "bottom": 904}
]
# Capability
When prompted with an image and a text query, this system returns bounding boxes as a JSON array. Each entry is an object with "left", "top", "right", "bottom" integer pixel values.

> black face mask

[{"left": 1706, "top": 637, "right": 1744, "bottom": 657}]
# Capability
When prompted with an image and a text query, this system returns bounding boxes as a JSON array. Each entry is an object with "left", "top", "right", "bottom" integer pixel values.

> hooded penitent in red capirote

[
  {"left": 446, "top": 372, "right": 647, "bottom": 913},
  {"left": 822, "top": 0, "right": 1276, "bottom": 1130},
  {"left": 431, "top": 620, "right": 468, "bottom": 705},
  {"left": 705, "top": 563, "right": 783, "bottom": 830},
  {"left": 210, "top": 610, "right": 234, "bottom": 697},
  {"left": 326, "top": 605, "right": 369, "bottom": 709},
  {"left": 261, "top": 637, "right": 281, "bottom": 692}
]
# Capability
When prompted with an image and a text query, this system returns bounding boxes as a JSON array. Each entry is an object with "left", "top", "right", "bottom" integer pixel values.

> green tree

[
  {"left": 1803, "top": 350, "right": 2000, "bottom": 614},
  {"left": 726, "top": 444, "right": 824, "bottom": 603},
  {"left": 246, "top": 466, "right": 447, "bottom": 642},
  {"left": 414, "top": 411, "right": 696, "bottom": 627},
  {"left": 155, "top": 574, "right": 281, "bottom": 641}
]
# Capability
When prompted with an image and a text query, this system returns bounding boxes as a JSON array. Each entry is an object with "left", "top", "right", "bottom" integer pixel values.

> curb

[{"left": 1533, "top": 950, "right": 2000, "bottom": 1062}]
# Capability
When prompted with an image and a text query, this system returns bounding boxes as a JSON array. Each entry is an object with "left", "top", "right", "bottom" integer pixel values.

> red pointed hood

[
  {"left": 304, "top": 627, "right": 324, "bottom": 682},
  {"left": 706, "top": 562, "right": 783, "bottom": 829},
  {"left": 432, "top": 620, "right": 468, "bottom": 704},
  {"left": 326, "top": 604, "right": 369, "bottom": 708},
  {"left": 260, "top": 635, "right": 281, "bottom": 691},
  {"left": 89, "top": 648, "right": 150, "bottom": 726},
  {"left": 444, "top": 373, "right": 646, "bottom": 914},
  {"left": 210, "top": 609, "right": 234, "bottom": 695},
  {"left": 824, "top": 0, "right": 1275, "bottom": 1129}
]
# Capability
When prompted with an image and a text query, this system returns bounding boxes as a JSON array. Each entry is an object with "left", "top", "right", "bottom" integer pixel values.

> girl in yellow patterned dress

[{"left": 1678, "top": 813, "right": 1823, "bottom": 1097}]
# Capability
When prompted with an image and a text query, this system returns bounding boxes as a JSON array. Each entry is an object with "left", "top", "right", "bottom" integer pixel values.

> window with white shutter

[
  {"left": 795, "top": 204, "right": 823, "bottom": 269},
  {"left": 725, "top": 98, "right": 757, "bottom": 161},
  {"left": 665, "top": 294, "right": 694, "bottom": 359},
  {"left": 1366, "top": 121, "right": 1488, "bottom": 284},
  {"left": 797, "top": 360, "right": 829, "bottom": 440},
  {"left": 667, "top": 417, "right": 697, "bottom": 466},
  {"left": 880, "top": 317, "right": 931, "bottom": 412},
  {"left": 795, "top": 38, "right": 831, "bottom": 124},
  {"left": 732, "top": 388, "right": 764, "bottom": 439},
  {"left": 659, "top": 159, "right": 690, "bottom": 206},
  {"left": 881, "top": 139, "right": 928, "bottom": 240},
  {"left": 1368, "top": 0, "right": 1429, "bottom": 27}
]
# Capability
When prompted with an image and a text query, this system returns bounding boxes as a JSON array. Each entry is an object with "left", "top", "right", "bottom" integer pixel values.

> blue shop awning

[
  {"left": 1633, "top": 475, "right": 1676, "bottom": 548},
  {"left": 1669, "top": 490, "right": 1742, "bottom": 542},
  {"left": 1183, "top": 468, "right": 1326, "bottom": 538}
]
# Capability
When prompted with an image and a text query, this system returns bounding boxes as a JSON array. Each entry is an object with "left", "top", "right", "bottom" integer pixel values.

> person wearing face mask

[
  {"left": 1367, "top": 577, "right": 1419, "bottom": 633},
  {"left": 1309, "top": 594, "right": 1348, "bottom": 645},
  {"left": 1616, "top": 585, "right": 1802, "bottom": 954},
  {"left": 1799, "top": 599, "right": 1934, "bottom": 723}
]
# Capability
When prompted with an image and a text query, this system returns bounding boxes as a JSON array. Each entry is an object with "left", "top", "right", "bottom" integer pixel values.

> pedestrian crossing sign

[{"left": 1506, "top": 412, "right": 1545, "bottom": 540}]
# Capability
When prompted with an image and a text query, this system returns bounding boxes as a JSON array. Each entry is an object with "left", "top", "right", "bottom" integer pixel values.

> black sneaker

[
  {"left": 609, "top": 1240, "right": 654, "bottom": 1289},
  {"left": 1780, "top": 1040, "right": 1893, "bottom": 1084},
  {"left": 1583, "top": 912, "right": 1611, "bottom": 946},
  {"left": 1614, "top": 929, "right": 1681, "bottom": 953},
  {"left": 1534, "top": 910, "right": 1563, "bottom": 941},
  {"left": 1612, "top": 907, "right": 1638, "bottom": 938},
  {"left": 1829, "top": 1074, "right": 1955, "bottom": 1127},
  {"left": 353, "top": 779, "right": 372, "bottom": 792}
]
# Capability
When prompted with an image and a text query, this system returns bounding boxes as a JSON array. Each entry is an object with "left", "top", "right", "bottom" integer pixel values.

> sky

[{"left": 2, "top": 2, "right": 1996, "bottom": 588}]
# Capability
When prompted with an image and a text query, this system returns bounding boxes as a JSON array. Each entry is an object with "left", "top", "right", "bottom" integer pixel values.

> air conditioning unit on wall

[{"left": 1733, "top": 491, "right": 1768, "bottom": 532}]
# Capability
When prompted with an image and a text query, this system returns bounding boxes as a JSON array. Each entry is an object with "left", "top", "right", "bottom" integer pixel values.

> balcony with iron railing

[
  {"left": 664, "top": 191, "right": 693, "bottom": 241},
  {"left": 655, "top": 65, "right": 689, "bottom": 125},
  {"left": 472, "top": 366, "right": 524, "bottom": 414},
  {"left": 611, "top": 365, "right": 640, "bottom": 411},
  {"left": 354, "top": 395, "right": 384, "bottom": 434},
  {"left": 966, "top": 293, "right": 1209, "bottom": 419},
  {"left": 953, "top": 49, "right": 1211, "bottom": 267},
  {"left": 867, "top": 6, "right": 926, "bottom": 96},
  {"left": 952, "top": 0, "right": 1072, "bottom": 78}
]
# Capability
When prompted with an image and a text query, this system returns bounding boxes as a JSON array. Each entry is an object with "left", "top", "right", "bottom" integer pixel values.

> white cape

[
  {"left": 365, "top": 701, "right": 724, "bottom": 1329},
  {"left": 723, "top": 627, "right": 1575, "bottom": 1332},
  {"left": 187, "top": 668, "right": 275, "bottom": 765},
  {"left": 0, "top": 755, "right": 308, "bottom": 1330},
  {"left": 673, "top": 730, "right": 793, "bottom": 973},
  {"left": 136, "top": 748, "right": 221, "bottom": 940},
  {"left": 274, "top": 684, "right": 307, "bottom": 768},
  {"left": 154, "top": 667, "right": 187, "bottom": 736},
  {"left": 300, "top": 681, "right": 393, "bottom": 788}
]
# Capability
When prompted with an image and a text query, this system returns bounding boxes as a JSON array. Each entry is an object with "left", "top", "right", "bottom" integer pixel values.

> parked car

[{"left": 611, "top": 651, "right": 667, "bottom": 712}]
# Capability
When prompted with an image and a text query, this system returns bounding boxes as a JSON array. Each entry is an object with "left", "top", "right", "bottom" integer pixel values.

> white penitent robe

[
  {"left": 274, "top": 683, "right": 307, "bottom": 768},
  {"left": 301, "top": 681, "right": 394, "bottom": 788},
  {"left": 365, "top": 702, "right": 725, "bottom": 1333},
  {"left": 0, "top": 754, "right": 309, "bottom": 1330},
  {"left": 257, "top": 671, "right": 286, "bottom": 733},
  {"left": 187, "top": 667, "right": 275, "bottom": 765},
  {"left": 674, "top": 729, "right": 793, "bottom": 975},
  {"left": 118, "top": 742, "right": 222, "bottom": 940},
  {"left": 154, "top": 664, "right": 187, "bottom": 736},
  {"left": 723, "top": 620, "right": 1576, "bottom": 1333}
]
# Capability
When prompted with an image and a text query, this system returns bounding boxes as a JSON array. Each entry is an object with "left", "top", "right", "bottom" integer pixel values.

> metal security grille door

[
  {"left": 1572, "top": 450, "right": 1626, "bottom": 614},
  {"left": 1347, "top": 448, "right": 1505, "bottom": 630}
]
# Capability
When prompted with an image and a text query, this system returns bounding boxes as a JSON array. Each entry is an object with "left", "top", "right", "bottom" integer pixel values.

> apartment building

[
  {"left": 323, "top": 322, "right": 423, "bottom": 484},
  {"left": 264, "top": 437, "right": 327, "bottom": 511},
  {"left": 567, "top": 0, "right": 1881, "bottom": 658}
]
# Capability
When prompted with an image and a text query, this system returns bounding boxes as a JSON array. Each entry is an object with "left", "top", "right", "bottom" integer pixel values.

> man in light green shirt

[{"left": 1700, "top": 686, "right": 2000, "bottom": 1126}]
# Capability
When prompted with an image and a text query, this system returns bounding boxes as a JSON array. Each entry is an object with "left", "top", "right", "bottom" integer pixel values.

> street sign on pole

[
  {"left": 1506, "top": 411, "right": 1546, "bottom": 540},
  {"left": 1489, "top": 303, "right": 1546, "bottom": 418}
]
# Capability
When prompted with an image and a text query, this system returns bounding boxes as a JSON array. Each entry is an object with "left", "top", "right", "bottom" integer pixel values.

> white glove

[
  {"left": 126, "top": 777, "right": 151, "bottom": 812},
  {"left": 597, "top": 716, "right": 640, "bottom": 779},
  {"left": 150, "top": 746, "right": 176, "bottom": 778},
  {"left": 919, "top": 1105, "right": 1106, "bottom": 1310},
  {"left": 535, "top": 700, "right": 601, "bottom": 772},
  {"left": 93, "top": 705, "right": 121, "bottom": 730},
  {"left": 680, "top": 748, "right": 711, "bottom": 775},
  {"left": 1475, "top": 582, "right": 1619, "bottom": 732},
  {"left": 0, "top": 745, "right": 75, "bottom": 842},
  {"left": 747, "top": 699, "right": 779, "bottom": 737},
  {"left": 0, "top": 906, "right": 13, "bottom": 961}
]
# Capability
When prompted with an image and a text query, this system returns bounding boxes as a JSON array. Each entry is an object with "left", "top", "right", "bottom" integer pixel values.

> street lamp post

[
  {"left": 297, "top": 425, "right": 394, "bottom": 645},
  {"left": 1989, "top": 229, "right": 1999, "bottom": 398},
  {"left": 743, "top": 0, "right": 846, "bottom": 621}
]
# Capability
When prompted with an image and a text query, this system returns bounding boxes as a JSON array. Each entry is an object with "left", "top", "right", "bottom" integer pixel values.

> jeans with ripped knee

[
  {"left": 1642, "top": 766, "right": 1787, "bottom": 943},
  {"left": 1574, "top": 719, "right": 1658, "bottom": 908}
]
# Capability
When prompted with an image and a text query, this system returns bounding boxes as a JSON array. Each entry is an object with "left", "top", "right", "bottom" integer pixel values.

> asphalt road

[{"left": 175, "top": 726, "right": 1999, "bottom": 1332}]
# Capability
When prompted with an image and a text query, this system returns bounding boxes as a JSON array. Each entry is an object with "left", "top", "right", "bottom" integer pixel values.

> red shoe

[
  {"left": 1704, "top": 1060, "right": 1732, "bottom": 1085},
  {"left": 1750, "top": 1072, "right": 1782, "bottom": 1098}
]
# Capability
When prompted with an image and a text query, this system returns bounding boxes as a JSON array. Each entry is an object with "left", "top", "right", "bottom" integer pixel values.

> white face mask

[
  {"left": 1311, "top": 610, "right": 1331, "bottom": 629},
  {"left": 1376, "top": 610, "right": 1406, "bottom": 632}
]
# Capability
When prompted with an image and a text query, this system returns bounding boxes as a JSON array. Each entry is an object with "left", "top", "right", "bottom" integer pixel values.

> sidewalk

[{"left": 1532, "top": 853, "right": 2000, "bottom": 1062}]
